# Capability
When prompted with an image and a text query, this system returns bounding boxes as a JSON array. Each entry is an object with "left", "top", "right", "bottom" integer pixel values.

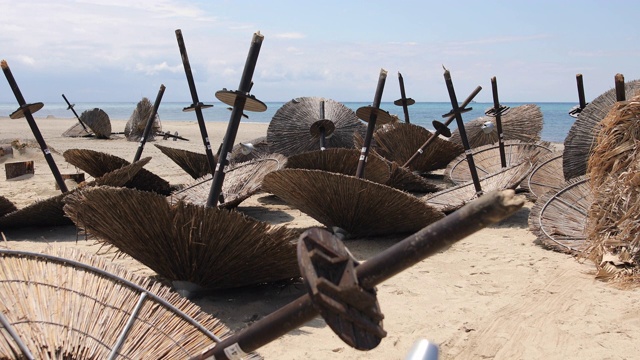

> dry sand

[{"left": 1, "top": 116, "right": 639, "bottom": 360}]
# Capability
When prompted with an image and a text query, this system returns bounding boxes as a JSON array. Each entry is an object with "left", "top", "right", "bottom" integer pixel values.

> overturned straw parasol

[
  {"left": 0, "top": 247, "right": 261, "bottom": 359},
  {"left": 171, "top": 154, "right": 288, "bottom": 209},
  {"left": 0, "top": 196, "right": 16, "bottom": 217},
  {"left": 155, "top": 143, "right": 214, "bottom": 179},
  {"left": 230, "top": 136, "right": 272, "bottom": 163},
  {"left": 63, "top": 148, "right": 171, "bottom": 195},
  {"left": 63, "top": 186, "right": 300, "bottom": 290},
  {"left": 524, "top": 151, "right": 565, "bottom": 201},
  {"left": 386, "top": 162, "right": 444, "bottom": 193},
  {"left": 267, "top": 97, "right": 366, "bottom": 156},
  {"left": 79, "top": 108, "right": 112, "bottom": 139},
  {"left": 125, "top": 97, "right": 162, "bottom": 141},
  {"left": 62, "top": 121, "right": 93, "bottom": 137},
  {"left": 563, "top": 79, "right": 640, "bottom": 180},
  {"left": 445, "top": 140, "right": 554, "bottom": 185},
  {"left": 449, "top": 104, "right": 544, "bottom": 149},
  {"left": 528, "top": 176, "right": 591, "bottom": 254},
  {"left": 262, "top": 169, "right": 445, "bottom": 238}
]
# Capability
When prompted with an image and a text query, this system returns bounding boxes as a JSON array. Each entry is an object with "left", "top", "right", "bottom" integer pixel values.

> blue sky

[{"left": 0, "top": 0, "right": 638, "bottom": 103}]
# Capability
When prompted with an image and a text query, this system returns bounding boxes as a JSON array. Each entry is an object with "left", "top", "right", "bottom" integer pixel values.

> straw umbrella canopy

[
  {"left": 262, "top": 169, "right": 445, "bottom": 238},
  {"left": 124, "top": 97, "right": 162, "bottom": 142},
  {"left": 267, "top": 97, "right": 366, "bottom": 156},
  {"left": 62, "top": 122, "right": 93, "bottom": 137},
  {"left": 0, "top": 247, "right": 261, "bottom": 359},
  {"left": 449, "top": 104, "right": 544, "bottom": 149},
  {"left": 528, "top": 176, "right": 591, "bottom": 254},
  {"left": 63, "top": 186, "right": 300, "bottom": 290},
  {"left": 563, "top": 79, "right": 640, "bottom": 180},
  {"left": 524, "top": 151, "right": 565, "bottom": 201},
  {"left": 445, "top": 140, "right": 554, "bottom": 185},
  {"left": 171, "top": 154, "right": 288, "bottom": 209},
  {"left": 79, "top": 108, "right": 112, "bottom": 139},
  {"left": 63, "top": 148, "right": 171, "bottom": 195},
  {"left": 0, "top": 196, "right": 16, "bottom": 217},
  {"left": 385, "top": 162, "right": 445, "bottom": 193},
  {"left": 155, "top": 144, "right": 214, "bottom": 179},
  {"left": 230, "top": 136, "right": 272, "bottom": 164}
]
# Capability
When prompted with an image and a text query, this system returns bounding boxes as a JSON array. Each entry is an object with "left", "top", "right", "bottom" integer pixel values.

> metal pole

[
  {"left": 355, "top": 68, "right": 387, "bottom": 178},
  {"left": 490, "top": 77, "right": 507, "bottom": 168},
  {"left": 175, "top": 29, "right": 217, "bottom": 174},
  {"left": 1, "top": 60, "right": 68, "bottom": 193},
  {"left": 398, "top": 72, "right": 411, "bottom": 124},
  {"left": 319, "top": 101, "right": 326, "bottom": 150},
  {"left": 576, "top": 74, "right": 587, "bottom": 109},
  {"left": 615, "top": 73, "right": 625, "bottom": 101},
  {"left": 192, "top": 190, "right": 524, "bottom": 360},
  {"left": 133, "top": 84, "right": 165, "bottom": 162},
  {"left": 61, "top": 93, "right": 88, "bottom": 131}
]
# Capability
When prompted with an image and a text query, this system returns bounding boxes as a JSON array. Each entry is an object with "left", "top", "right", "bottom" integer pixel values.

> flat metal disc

[
  {"left": 432, "top": 120, "right": 452, "bottom": 138},
  {"left": 310, "top": 119, "right": 336, "bottom": 138},
  {"left": 215, "top": 90, "right": 267, "bottom": 112},
  {"left": 182, "top": 103, "right": 214, "bottom": 112},
  {"left": 10, "top": 102, "right": 44, "bottom": 119},
  {"left": 393, "top": 98, "right": 415, "bottom": 106},
  {"left": 356, "top": 106, "right": 394, "bottom": 125}
]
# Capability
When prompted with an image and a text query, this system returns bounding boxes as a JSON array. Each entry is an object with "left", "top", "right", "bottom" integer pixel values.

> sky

[{"left": 0, "top": 0, "right": 638, "bottom": 104}]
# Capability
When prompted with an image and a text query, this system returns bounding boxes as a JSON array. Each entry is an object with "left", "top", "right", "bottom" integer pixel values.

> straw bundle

[
  {"left": 262, "top": 169, "right": 445, "bottom": 238},
  {"left": 125, "top": 97, "right": 162, "bottom": 142},
  {"left": 563, "top": 79, "right": 640, "bottom": 180},
  {"left": 79, "top": 108, "right": 112, "bottom": 139},
  {"left": 230, "top": 136, "right": 272, "bottom": 164},
  {"left": 524, "top": 151, "right": 565, "bottom": 201},
  {"left": 528, "top": 176, "right": 591, "bottom": 254},
  {"left": 0, "top": 196, "right": 16, "bottom": 217},
  {"left": 0, "top": 247, "right": 262, "bottom": 359},
  {"left": 63, "top": 148, "right": 171, "bottom": 195},
  {"left": 171, "top": 154, "right": 288, "bottom": 209},
  {"left": 445, "top": 140, "right": 553, "bottom": 184},
  {"left": 449, "top": 104, "right": 543, "bottom": 149},
  {"left": 583, "top": 97, "right": 640, "bottom": 283},
  {"left": 285, "top": 148, "right": 390, "bottom": 185},
  {"left": 63, "top": 186, "right": 300, "bottom": 290},
  {"left": 267, "top": 97, "right": 366, "bottom": 156},
  {"left": 62, "top": 122, "right": 93, "bottom": 137},
  {"left": 155, "top": 144, "right": 213, "bottom": 179}
]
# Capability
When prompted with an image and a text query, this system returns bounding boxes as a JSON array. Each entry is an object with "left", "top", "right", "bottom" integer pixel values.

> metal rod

[
  {"left": 576, "top": 74, "right": 587, "bottom": 109},
  {"left": 491, "top": 77, "right": 507, "bottom": 168},
  {"left": 206, "top": 32, "right": 264, "bottom": 207},
  {"left": 355, "top": 68, "right": 387, "bottom": 178},
  {"left": 403, "top": 86, "right": 481, "bottom": 167},
  {"left": 615, "top": 73, "right": 625, "bottom": 101},
  {"left": 61, "top": 93, "right": 88, "bottom": 131},
  {"left": 192, "top": 190, "right": 524, "bottom": 360},
  {"left": 398, "top": 72, "right": 411, "bottom": 124},
  {"left": 175, "top": 29, "right": 217, "bottom": 174},
  {"left": 1, "top": 59, "right": 68, "bottom": 193},
  {"left": 133, "top": 84, "right": 165, "bottom": 162},
  {"left": 444, "top": 69, "right": 482, "bottom": 195},
  {"left": 0, "top": 311, "right": 35, "bottom": 360},
  {"left": 319, "top": 100, "right": 327, "bottom": 150},
  {"left": 108, "top": 292, "right": 148, "bottom": 360}
]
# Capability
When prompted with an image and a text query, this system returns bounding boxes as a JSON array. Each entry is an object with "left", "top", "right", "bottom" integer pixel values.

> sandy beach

[{"left": 1, "top": 115, "right": 639, "bottom": 360}]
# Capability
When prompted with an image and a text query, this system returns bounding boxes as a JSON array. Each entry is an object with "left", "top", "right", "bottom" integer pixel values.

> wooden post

[{"left": 5, "top": 161, "right": 34, "bottom": 180}]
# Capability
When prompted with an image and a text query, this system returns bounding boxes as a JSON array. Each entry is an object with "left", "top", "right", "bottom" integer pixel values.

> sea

[{"left": 0, "top": 101, "right": 577, "bottom": 144}]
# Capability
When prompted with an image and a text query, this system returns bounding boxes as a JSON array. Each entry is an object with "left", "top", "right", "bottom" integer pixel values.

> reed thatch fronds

[
  {"left": 63, "top": 186, "right": 300, "bottom": 290},
  {"left": 125, "top": 97, "right": 162, "bottom": 142},
  {"left": 79, "top": 108, "right": 112, "bottom": 139},
  {"left": 171, "top": 154, "right": 288, "bottom": 209},
  {"left": 445, "top": 140, "right": 553, "bottom": 185},
  {"left": 285, "top": 148, "right": 390, "bottom": 185},
  {"left": 0, "top": 196, "right": 16, "bottom": 217},
  {"left": 62, "top": 122, "right": 93, "bottom": 137},
  {"left": 230, "top": 136, "right": 272, "bottom": 164},
  {"left": 386, "top": 162, "right": 444, "bottom": 193},
  {"left": 0, "top": 247, "right": 261, "bottom": 359},
  {"left": 155, "top": 144, "right": 213, "bottom": 179},
  {"left": 267, "top": 97, "right": 366, "bottom": 156},
  {"left": 63, "top": 149, "right": 171, "bottom": 195},
  {"left": 423, "top": 161, "right": 531, "bottom": 213},
  {"left": 563, "top": 79, "right": 640, "bottom": 180},
  {"left": 262, "top": 169, "right": 445, "bottom": 238},
  {"left": 582, "top": 97, "right": 640, "bottom": 284},
  {"left": 524, "top": 151, "right": 564, "bottom": 201},
  {"left": 528, "top": 176, "right": 591, "bottom": 254},
  {"left": 449, "top": 104, "right": 543, "bottom": 149}
]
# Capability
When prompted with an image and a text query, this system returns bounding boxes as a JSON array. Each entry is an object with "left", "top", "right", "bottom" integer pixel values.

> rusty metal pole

[
  {"left": 61, "top": 93, "right": 88, "bottom": 131},
  {"left": 576, "top": 74, "right": 587, "bottom": 109},
  {"left": 615, "top": 73, "right": 625, "bottom": 101},
  {"left": 191, "top": 190, "right": 524, "bottom": 360},
  {"left": 490, "top": 77, "right": 507, "bottom": 168},
  {"left": 133, "top": 84, "right": 165, "bottom": 162},
  {"left": 175, "top": 29, "right": 217, "bottom": 174},
  {"left": 403, "top": 86, "right": 481, "bottom": 167},
  {"left": 1, "top": 60, "right": 68, "bottom": 193},
  {"left": 355, "top": 69, "right": 388, "bottom": 179},
  {"left": 397, "top": 72, "right": 411, "bottom": 124}
]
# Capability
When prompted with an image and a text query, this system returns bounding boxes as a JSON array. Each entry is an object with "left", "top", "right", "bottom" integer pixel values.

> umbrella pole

[
  {"left": 207, "top": 32, "right": 265, "bottom": 207},
  {"left": 1, "top": 60, "right": 68, "bottom": 193},
  {"left": 398, "top": 72, "right": 411, "bottom": 124},
  {"left": 175, "top": 29, "right": 217, "bottom": 173},
  {"left": 443, "top": 69, "right": 482, "bottom": 195},
  {"left": 191, "top": 190, "right": 524, "bottom": 360},
  {"left": 356, "top": 68, "right": 388, "bottom": 179},
  {"left": 133, "top": 84, "right": 165, "bottom": 162},
  {"left": 319, "top": 101, "right": 327, "bottom": 150},
  {"left": 490, "top": 77, "right": 507, "bottom": 168},
  {"left": 61, "top": 93, "right": 89, "bottom": 132},
  {"left": 615, "top": 73, "right": 625, "bottom": 101},
  {"left": 568, "top": 74, "right": 589, "bottom": 118},
  {"left": 403, "top": 86, "right": 481, "bottom": 167}
]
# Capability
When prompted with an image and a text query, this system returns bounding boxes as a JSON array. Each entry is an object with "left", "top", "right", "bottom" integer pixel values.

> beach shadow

[
  {"left": 1, "top": 224, "right": 85, "bottom": 244},
  {"left": 489, "top": 205, "right": 531, "bottom": 230},
  {"left": 238, "top": 205, "right": 295, "bottom": 224},
  {"left": 256, "top": 194, "right": 288, "bottom": 206}
]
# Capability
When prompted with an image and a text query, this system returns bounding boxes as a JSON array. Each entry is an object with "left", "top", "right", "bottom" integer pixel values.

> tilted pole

[
  {"left": 490, "top": 77, "right": 507, "bottom": 168},
  {"left": 395, "top": 72, "right": 414, "bottom": 124},
  {"left": 133, "top": 84, "right": 165, "bottom": 162},
  {"left": 61, "top": 93, "right": 88, "bottom": 131}
]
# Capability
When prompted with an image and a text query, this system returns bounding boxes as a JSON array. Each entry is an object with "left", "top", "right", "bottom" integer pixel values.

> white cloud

[
  {"left": 274, "top": 32, "right": 305, "bottom": 39},
  {"left": 135, "top": 61, "right": 182, "bottom": 75}
]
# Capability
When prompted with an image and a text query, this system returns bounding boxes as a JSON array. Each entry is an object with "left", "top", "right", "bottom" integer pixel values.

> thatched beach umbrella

[
  {"left": 0, "top": 196, "right": 16, "bottom": 217},
  {"left": 155, "top": 144, "right": 213, "bottom": 179},
  {"left": 563, "top": 79, "right": 640, "bottom": 180},
  {"left": 528, "top": 176, "right": 591, "bottom": 254},
  {"left": 0, "top": 247, "right": 261, "bottom": 359},
  {"left": 262, "top": 169, "right": 445, "bottom": 238},
  {"left": 386, "top": 162, "right": 444, "bottom": 193},
  {"left": 79, "top": 108, "right": 112, "bottom": 139},
  {"left": 230, "top": 136, "right": 272, "bottom": 163},
  {"left": 125, "top": 97, "right": 162, "bottom": 142},
  {"left": 267, "top": 97, "right": 365, "bottom": 156},
  {"left": 63, "top": 186, "right": 300, "bottom": 290},
  {"left": 524, "top": 151, "right": 565, "bottom": 201},
  {"left": 449, "top": 104, "right": 543, "bottom": 149}
]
